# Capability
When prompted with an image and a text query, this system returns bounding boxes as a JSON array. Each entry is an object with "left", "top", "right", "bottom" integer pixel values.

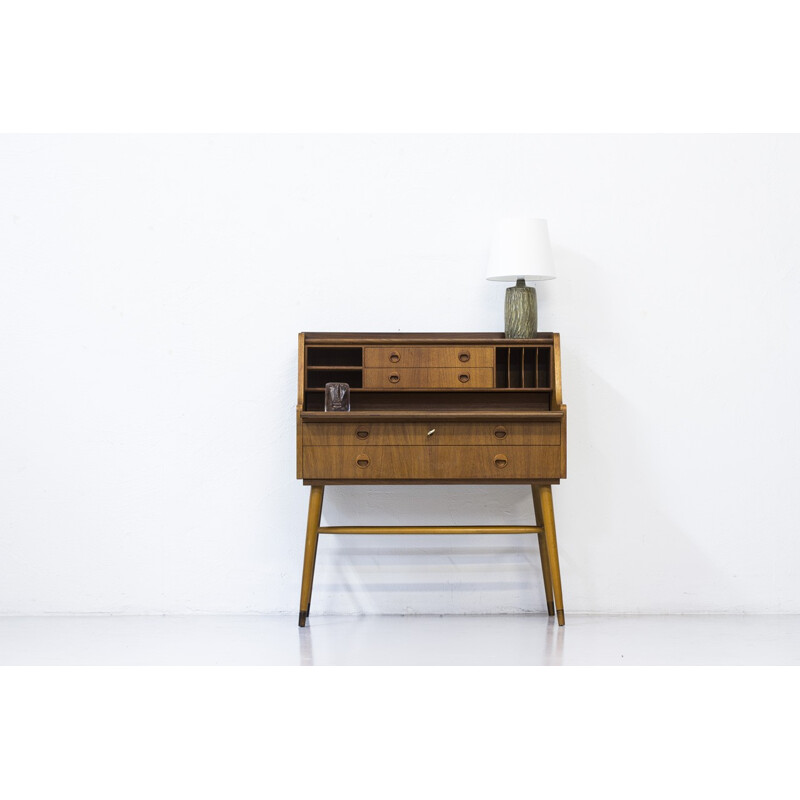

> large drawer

[
  {"left": 303, "top": 421, "right": 561, "bottom": 446},
  {"left": 364, "top": 346, "right": 493, "bottom": 368},
  {"left": 363, "top": 367, "right": 494, "bottom": 389},
  {"left": 303, "top": 445, "right": 563, "bottom": 480}
]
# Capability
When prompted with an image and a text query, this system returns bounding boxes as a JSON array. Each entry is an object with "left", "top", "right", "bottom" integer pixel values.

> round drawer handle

[
  {"left": 494, "top": 426, "right": 507, "bottom": 439},
  {"left": 458, "top": 373, "right": 470, "bottom": 383},
  {"left": 493, "top": 454, "right": 508, "bottom": 469},
  {"left": 356, "top": 428, "right": 370, "bottom": 440},
  {"left": 458, "top": 351, "right": 470, "bottom": 363},
  {"left": 356, "top": 454, "right": 371, "bottom": 468},
  {"left": 389, "top": 351, "right": 401, "bottom": 363},
  {"left": 389, "top": 372, "right": 401, "bottom": 384}
]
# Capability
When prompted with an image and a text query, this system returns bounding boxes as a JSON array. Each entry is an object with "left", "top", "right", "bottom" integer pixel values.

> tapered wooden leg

[
  {"left": 299, "top": 485, "right": 324, "bottom": 627},
  {"left": 536, "top": 485, "right": 565, "bottom": 626},
  {"left": 532, "top": 486, "right": 555, "bottom": 616}
]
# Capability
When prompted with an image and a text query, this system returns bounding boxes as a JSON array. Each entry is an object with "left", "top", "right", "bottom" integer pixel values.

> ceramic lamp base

[{"left": 504, "top": 280, "right": 537, "bottom": 338}]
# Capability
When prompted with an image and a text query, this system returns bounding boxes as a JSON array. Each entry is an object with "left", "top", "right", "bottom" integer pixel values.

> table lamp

[{"left": 486, "top": 217, "right": 556, "bottom": 338}]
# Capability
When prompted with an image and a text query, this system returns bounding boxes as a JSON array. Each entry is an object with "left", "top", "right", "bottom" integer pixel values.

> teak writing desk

[{"left": 296, "top": 332, "right": 567, "bottom": 626}]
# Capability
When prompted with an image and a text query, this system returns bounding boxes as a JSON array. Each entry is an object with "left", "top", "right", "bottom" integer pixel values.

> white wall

[{"left": 2, "top": 134, "right": 799, "bottom": 616}]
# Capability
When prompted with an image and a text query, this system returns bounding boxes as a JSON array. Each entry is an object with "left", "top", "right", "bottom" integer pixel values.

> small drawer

[
  {"left": 363, "top": 367, "right": 494, "bottom": 389},
  {"left": 363, "top": 346, "right": 493, "bottom": 368}
]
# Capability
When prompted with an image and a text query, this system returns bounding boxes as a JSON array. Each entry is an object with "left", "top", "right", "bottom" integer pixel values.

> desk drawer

[
  {"left": 363, "top": 367, "right": 494, "bottom": 389},
  {"left": 303, "top": 445, "right": 562, "bottom": 480},
  {"left": 364, "top": 346, "right": 493, "bottom": 368},
  {"left": 303, "top": 421, "right": 561, "bottom": 446}
]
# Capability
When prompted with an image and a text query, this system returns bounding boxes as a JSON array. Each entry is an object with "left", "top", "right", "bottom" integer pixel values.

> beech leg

[
  {"left": 532, "top": 485, "right": 555, "bottom": 616},
  {"left": 298, "top": 485, "right": 324, "bottom": 627},
  {"left": 535, "top": 485, "right": 565, "bottom": 626}
]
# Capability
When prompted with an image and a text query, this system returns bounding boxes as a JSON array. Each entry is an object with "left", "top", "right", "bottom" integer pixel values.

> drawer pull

[
  {"left": 458, "top": 373, "right": 470, "bottom": 383},
  {"left": 427, "top": 428, "right": 436, "bottom": 436},
  {"left": 356, "top": 428, "right": 370, "bottom": 440},
  {"left": 493, "top": 454, "right": 508, "bottom": 469},
  {"left": 458, "top": 351, "right": 470, "bottom": 362},
  {"left": 494, "top": 426, "right": 507, "bottom": 439},
  {"left": 389, "top": 372, "right": 401, "bottom": 384},
  {"left": 389, "top": 351, "right": 401, "bottom": 363},
  {"left": 356, "top": 454, "right": 371, "bottom": 468}
]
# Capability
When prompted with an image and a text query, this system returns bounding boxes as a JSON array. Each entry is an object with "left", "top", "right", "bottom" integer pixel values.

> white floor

[{"left": 1, "top": 613, "right": 799, "bottom": 665}]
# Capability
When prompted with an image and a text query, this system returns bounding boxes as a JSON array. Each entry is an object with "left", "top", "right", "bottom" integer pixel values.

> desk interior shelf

[{"left": 495, "top": 346, "right": 552, "bottom": 389}]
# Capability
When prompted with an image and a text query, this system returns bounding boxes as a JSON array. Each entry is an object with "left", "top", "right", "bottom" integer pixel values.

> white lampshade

[{"left": 486, "top": 217, "right": 556, "bottom": 282}]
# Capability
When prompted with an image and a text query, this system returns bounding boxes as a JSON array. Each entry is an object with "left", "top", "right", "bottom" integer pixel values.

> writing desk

[{"left": 296, "top": 332, "right": 567, "bottom": 625}]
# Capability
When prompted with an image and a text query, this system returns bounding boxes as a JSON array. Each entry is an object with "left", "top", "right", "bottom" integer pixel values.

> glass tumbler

[{"left": 324, "top": 382, "right": 350, "bottom": 412}]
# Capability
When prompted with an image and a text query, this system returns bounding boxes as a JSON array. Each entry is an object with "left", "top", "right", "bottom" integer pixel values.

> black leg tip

[
  {"left": 299, "top": 612, "right": 307, "bottom": 627},
  {"left": 556, "top": 609, "right": 565, "bottom": 626},
  {"left": 546, "top": 601, "right": 555, "bottom": 617}
]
